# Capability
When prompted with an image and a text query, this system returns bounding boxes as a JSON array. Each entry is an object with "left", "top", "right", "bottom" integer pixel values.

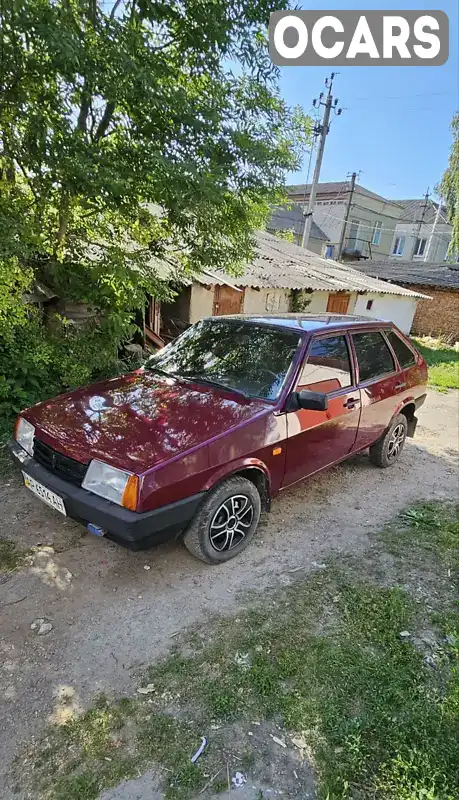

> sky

[{"left": 280, "top": 0, "right": 458, "bottom": 201}]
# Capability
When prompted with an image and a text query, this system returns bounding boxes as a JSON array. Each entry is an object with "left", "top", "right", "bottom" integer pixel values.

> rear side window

[
  {"left": 352, "top": 331, "right": 396, "bottom": 382},
  {"left": 386, "top": 330, "right": 416, "bottom": 368},
  {"left": 298, "top": 335, "right": 352, "bottom": 393}
]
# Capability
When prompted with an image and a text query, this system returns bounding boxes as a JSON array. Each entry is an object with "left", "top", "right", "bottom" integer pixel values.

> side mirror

[{"left": 297, "top": 390, "right": 328, "bottom": 411}]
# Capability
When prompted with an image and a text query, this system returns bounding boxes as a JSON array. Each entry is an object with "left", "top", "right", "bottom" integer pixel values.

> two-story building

[
  {"left": 285, "top": 181, "right": 404, "bottom": 260},
  {"left": 283, "top": 183, "right": 454, "bottom": 263},
  {"left": 389, "top": 199, "right": 452, "bottom": 262}
]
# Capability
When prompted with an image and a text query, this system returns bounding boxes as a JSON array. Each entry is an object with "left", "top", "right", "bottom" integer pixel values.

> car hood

[{"left": 24, "top": 370, "right": 269, "bottom": 473}]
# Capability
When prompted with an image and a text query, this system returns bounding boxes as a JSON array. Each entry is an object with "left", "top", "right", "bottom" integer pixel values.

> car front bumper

[{"left": 8, "top": 441, "right": 205, "bottom": 550}]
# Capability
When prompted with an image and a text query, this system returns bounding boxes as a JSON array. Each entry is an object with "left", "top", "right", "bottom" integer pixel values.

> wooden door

[
  {"left": 146, "top": 297, "right": 161, "bottom": 334},
  {"left": 327, "top": 293, "right": 351, "bottom": 314},
  {"left": 213, "top": 285, "right": 244, "bottom": 316}
]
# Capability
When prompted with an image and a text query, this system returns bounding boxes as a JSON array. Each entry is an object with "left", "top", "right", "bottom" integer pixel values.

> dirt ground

[{"left": 1, "top": 388, "right": 458, "bottom": 799}]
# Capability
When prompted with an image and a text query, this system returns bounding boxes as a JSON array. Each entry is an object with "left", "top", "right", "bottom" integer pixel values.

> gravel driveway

[{"left": 1, "top": 388, "right": 458, "bottom": 797}]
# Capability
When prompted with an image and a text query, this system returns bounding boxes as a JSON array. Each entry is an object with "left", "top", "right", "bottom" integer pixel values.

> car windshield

[{"left": 145, "top": 319, "right": 301, "bottom": 401}]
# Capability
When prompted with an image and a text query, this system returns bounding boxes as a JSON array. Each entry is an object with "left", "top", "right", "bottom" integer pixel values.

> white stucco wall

[
  {"left": 390, "top": 222, "right": 451, "bottom": 262},
  {"left": 188, "top": 284, "right": 418, "bottom": 334},
  {"left": 243, "top": 287, "right": 291, "bottom": 314},
  {"left": 189, "top": 284, "right": 214, "bottom": 322},
  {"left": 189, "top": 284, "right": 292, "bottom": 321},
  {"left": 302, "top": 291, "right": 358, "bottom": 314},
  {"left": 353, "top": 293, "right": 418, "bottom": 333}
]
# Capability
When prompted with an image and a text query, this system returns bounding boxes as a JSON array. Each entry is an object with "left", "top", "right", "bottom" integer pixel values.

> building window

[
  {"left": 371, "top": 221, "right": 382, "bottom": 246},
  {"left": 414, "top": 237, "right": 427, "bottom": 257},
  {"left": 366, "top": 299, "right": 374, "bottom": 310},
  {"left": 392, "top": 236, "right": 405, "bottom": 256}
]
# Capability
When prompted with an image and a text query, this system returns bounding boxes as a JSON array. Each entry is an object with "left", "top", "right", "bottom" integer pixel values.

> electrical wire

[{"left": 305, "top": 211, "right": 451, "bottom": 238}]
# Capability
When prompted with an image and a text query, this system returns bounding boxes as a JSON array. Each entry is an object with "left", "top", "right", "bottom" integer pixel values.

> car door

[
  {"left": 283, "top": 332, "right": 361, "bottom": 487},
  {"left": 384, "top": 329, "right": 425, "bottom": 396},
  {"left": 350, "top": 329, "right": 400, "bottom": 451}
]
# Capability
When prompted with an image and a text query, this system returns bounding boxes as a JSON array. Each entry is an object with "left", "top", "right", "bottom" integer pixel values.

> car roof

[{"left": 204, "top": 313, "right": 393, "bottom": 333}]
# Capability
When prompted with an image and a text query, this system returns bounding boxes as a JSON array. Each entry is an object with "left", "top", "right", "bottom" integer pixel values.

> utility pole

[
  {"left": 410, "top": 188, "right": 430, "bottom": 260},
  {"left": 424, "top": 196, "right": 443, "bottom": 261},
  {"left": 337, "top": 171, "right": 357, "bottom": 260},
  {"left": 301, "top": 74, "right": 342, "bottom": 249}
]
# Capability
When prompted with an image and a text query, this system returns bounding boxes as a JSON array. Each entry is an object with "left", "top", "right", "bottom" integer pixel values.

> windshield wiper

[
  {"left": 181, "top": 375, "right": 251, "bottom": 400},
  {"left": 144, "top": 365, "right": 178, "bottom": 379}
]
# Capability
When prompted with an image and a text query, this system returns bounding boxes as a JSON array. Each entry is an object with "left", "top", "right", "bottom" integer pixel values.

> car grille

[{"left": 33, "top": 438, "right": 88, "bottom": 486}]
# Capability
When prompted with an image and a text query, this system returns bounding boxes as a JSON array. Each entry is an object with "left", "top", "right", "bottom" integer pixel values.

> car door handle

[
  {"left": 395, "top": 382, "right": 406, "bottom": 390},
  {"left": 343, "top": 397, "right": 360, "bottom": 409}
]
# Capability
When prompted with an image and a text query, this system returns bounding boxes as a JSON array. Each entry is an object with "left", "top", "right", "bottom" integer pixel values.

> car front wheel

[
  {"left": 369, "top": 413, "right": 408, "bottom": 468},
  {"left": 182, "top": 476, "right": 261, "bottom": 564}
]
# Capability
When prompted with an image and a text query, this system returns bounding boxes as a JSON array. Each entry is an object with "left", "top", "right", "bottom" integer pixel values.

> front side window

[
  {"left": 145, "top": 320, "right": 301, "bottom": 401},
  {"left": 372, "top": 221, "right": 382, "bottom": 245},
  {"left": 386, "top": 330, "right": 416, "bottom": 368},
  {"left": 352, "top": 331, "right": 396, "bottom": 382},
  {"left": 298, "top": 335, "right": 352, "bottom": 394},
  {"left": 392, "top": 236, "right": 405, "bottom": 256}
]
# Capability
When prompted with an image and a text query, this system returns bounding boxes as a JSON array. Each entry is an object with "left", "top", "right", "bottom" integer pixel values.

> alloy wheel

[
  {"left": 387, "top": 422, "right": 405, "bottom": 461},
  {"left": 209, "top": 494, "right": 254, "bottom": 552}
]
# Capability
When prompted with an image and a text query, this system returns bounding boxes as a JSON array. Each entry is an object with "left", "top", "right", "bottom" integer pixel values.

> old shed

[{"left": 162, "top": 231, "right": 428, "bottom": 334}]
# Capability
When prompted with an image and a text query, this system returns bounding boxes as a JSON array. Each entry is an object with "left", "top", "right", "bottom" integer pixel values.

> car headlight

[
  {"left": 14, "top": 417, "right": 35, "bottom": 456},
  {"left": 82, "top": 460, "right": 139, "bottom": 510}
]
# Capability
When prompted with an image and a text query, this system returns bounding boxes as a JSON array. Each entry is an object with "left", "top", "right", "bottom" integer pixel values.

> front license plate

[{"left": 22, "top": 473, "right": 67, "bottom": 516}]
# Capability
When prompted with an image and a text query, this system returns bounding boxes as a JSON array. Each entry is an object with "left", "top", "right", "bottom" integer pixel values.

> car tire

[
  {"left": 182, "top": 476, "right": 261, "bottom": 564},
  {"left": 369, "top": 413, "right": 408, "bottom": 468}
]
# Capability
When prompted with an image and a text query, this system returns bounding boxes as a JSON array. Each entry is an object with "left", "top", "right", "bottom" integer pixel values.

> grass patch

[
  {"left": 383, "top": 501, "right": 458, "bottom": 582},
  {"left": 0, "top": 538, "right": 31, "bottom": 572},
  {"left": 413, "top": 336, "right": 459, "bottom": 390},
  {"left": 0, "top": 417, "right": 13, "bottom": 478},
  {"left": 22, "top": 504, "right": 459, "bottom": 800}
]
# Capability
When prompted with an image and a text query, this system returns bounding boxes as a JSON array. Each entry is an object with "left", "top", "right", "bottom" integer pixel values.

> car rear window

[
  {"left": 386, "top": 330, "right": 416, "bottom": 368},
  {"left": 352, "top": 331, "right": 396, "bottom": 382}
]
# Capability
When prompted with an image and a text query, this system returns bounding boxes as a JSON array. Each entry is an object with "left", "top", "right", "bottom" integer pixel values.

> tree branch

[
  {"left": 110, "top": 0, "right": 124, "bottom": 20},
  {"left": 76, "top": 85, "right": 91, "bottom": 133},
  {"left": 54, "top": 192, "right": 71, "bottom": 257},
  {"left": 15, "top": 158, "right": 39, "bottom": 202},
  {"left": 94, "top": 101, "right": 115, "bottom": 140},
  {"left": 76, "top": 0, "right": 97, "bottom": 134}
]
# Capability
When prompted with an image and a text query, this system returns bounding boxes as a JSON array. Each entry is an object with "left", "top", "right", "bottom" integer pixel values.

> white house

[{"left": 389, "top": 199, "right": 452, "bottom": 262}]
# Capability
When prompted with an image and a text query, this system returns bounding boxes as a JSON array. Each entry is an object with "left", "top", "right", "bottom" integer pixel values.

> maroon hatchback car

[{"left": 10, "top": 314, "right": 427, "bottom": 563}]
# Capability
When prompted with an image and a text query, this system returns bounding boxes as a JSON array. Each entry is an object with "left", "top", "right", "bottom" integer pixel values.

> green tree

[
  {"left": 0, "top": 0, "right": 310, "bottom": 411},
  {"left": 439, "top": 112, "right": 459, "bottom": 256}
]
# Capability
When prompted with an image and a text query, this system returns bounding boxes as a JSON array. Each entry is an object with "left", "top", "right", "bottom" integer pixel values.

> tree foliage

[
  {"left": 0, "top": 0, "right": 310, "bottom": 414},
  {"left": 439, "top": 113, "right": 459, "bottom": 256}
]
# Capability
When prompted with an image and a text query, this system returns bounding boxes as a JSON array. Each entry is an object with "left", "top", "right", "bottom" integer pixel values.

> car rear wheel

[
  {"left": 182, "top": 476, "right": 261, "bottom": 564},
  {"left": 369, "top": 413, "right": 408, "bottom": 468}
]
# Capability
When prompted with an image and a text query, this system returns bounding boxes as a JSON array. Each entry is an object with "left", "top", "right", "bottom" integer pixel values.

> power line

[
  {"left": 349, "top": 90, "right": 454, "bottom": 101},
  {"left": 299, "top": 210, "right": 451, "bottom": 239}
]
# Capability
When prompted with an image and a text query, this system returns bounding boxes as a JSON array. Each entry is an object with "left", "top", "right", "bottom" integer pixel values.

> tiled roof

[
  {"left": 194, "top": 231, "right": 429, "bottom": 298},
  {"left": 392, "top": 199, "right": 450, "bottom": 225},
  {"left": 349, "top": 259, "right": 459, "bottom": 290},
  {"left": 267, "top": 205, "right": 328, "bottom": 240},
  {"left": 286, "top": 181, "right": 397, "bottom": 204}
]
